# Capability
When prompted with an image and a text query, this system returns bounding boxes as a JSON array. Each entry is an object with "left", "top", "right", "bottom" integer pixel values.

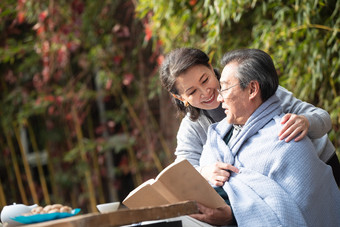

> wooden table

[{"left": 24, "top": 201, "right": 199, "bottom": 227}]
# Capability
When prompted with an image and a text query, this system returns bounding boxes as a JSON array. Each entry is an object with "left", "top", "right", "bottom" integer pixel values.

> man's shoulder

[
  {"left": 275, "top": 85, "right": 292, "bottom": 95},
  {"left": 266, "top": 114, "right": 314, "bottom": 151},
  {"left": 257, "top": 114, "right": 285, "bottom": 135}
]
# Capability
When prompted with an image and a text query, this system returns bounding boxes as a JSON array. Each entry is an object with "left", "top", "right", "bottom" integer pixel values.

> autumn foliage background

[{"left": 0, "top": 0, "right": 339, "bottom": 213}]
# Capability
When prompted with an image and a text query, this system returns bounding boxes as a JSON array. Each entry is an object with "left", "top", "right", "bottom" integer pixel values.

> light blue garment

[
  {"left": 175, "top": 86, "right": 335, "bottom": 170},
  {"left": 200, "top": 95, "right": 340, "bottom": 227}
]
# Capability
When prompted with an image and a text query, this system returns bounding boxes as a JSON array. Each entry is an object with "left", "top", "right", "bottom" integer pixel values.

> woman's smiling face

[{"left": 175, "top": 64, "right": 221, "bottom": 110}]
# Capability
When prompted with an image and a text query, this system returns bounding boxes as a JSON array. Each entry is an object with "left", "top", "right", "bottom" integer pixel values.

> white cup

[
  {"left": 96, "top": 202, "right": 120, "bottom": 213},
  {"left": 1, "top": 203, "right": 38, "bottom": 226}
]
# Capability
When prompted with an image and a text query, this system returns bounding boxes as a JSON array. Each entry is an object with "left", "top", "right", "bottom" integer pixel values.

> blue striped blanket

[{"left": 200, "top": 94, "right": 340, "bottom": 227}]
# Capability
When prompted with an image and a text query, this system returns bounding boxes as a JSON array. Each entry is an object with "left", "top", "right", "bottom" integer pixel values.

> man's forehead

[
  {"left": 220, "top": 75, "right": 238, "bottom": 85},
  {"left": 220, "top": 62, "right": 239, "bottom": 83}
]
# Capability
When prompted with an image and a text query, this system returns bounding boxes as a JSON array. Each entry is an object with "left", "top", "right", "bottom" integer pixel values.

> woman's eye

[
  {"left": 202, "top": 77, "right": 208, "bottom": 83},
  {"left": 189, "top": 90, "right": 196, "bottom": 95}
]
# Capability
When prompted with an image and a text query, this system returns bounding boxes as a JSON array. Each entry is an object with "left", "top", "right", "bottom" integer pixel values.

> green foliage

[
  {"left": 0, "top": 0, "right": 163, "bottom": 210},
  {"left": 64, "top": 135, "right": 135, "bottom": 162},
  {"left": 137, "top": 0, "right": 340, "bottom": 154},
  {"left": 1, "top": 0, "right": 339, "bottom": 210}
]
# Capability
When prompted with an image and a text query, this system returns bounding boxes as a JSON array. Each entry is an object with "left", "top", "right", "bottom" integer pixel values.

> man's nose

[{"left": 217, "top": 93, "right": 223, "bottom": 103}]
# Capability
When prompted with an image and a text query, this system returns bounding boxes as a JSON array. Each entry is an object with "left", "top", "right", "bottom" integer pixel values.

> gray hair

[{"left": 220, "top": 49, "right": 278, "bottom": 102}]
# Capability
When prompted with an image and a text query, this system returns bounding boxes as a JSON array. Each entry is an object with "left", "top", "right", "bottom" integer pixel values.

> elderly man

[{"left": 196, "top": 49, "right": 340, "bottom": 226}]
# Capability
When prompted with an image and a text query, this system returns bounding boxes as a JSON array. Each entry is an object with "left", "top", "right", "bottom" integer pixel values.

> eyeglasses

[{"left": 217, "top": 83, "right": 244, "bottom": 99}]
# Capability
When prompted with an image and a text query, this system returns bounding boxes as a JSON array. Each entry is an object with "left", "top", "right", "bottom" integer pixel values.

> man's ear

[{"left": 249, "top": 81, "right": 260, "bottom": 99}]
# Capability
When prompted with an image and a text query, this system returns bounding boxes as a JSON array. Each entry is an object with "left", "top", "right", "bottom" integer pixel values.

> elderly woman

[{"left": 198, "top": 49, "right": 340, "bottom": 226}]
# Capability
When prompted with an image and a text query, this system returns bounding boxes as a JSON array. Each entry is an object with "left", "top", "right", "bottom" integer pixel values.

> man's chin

[
  {"left": 226, "top": 117, "right": 239, "bottom": 125},
  {"left": 224, "top": 110, "right": 229, "bottom": 116},
  {"left": 225, "top": 118, "right": 233, "bottom": 124}
]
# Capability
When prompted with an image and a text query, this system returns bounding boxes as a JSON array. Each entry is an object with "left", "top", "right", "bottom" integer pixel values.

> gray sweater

[{"left": 175, "top": 86, "right": 335, "bottom": 169}]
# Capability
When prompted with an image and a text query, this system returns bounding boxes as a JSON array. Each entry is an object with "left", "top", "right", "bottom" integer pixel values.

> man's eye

[{"left": 202, "top": 77, "right": 208, "bottom": 83}]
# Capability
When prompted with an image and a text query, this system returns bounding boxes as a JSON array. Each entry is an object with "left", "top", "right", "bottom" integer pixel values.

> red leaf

[
  {"left": 17, "top": 11, "right": 25, "bottom": 24},
  {"left": 157, "top": 39, "right": 163, "bottom": 47},
  {"left": 44, "top": 95, "right": 55, "bottom": 102},
  {"left": 36, "top": 26, "right": 45, "bottom": 36},
  {"left": 42, "top": 41, "right": 50, "bottom": 54},
  {"left": 56, "top": 95, "right": 63, "bottom": 105},
  {"left": 5, "top": 70, "right": 16, "bottom": 84},
  {"left": 57, "top": 45, "right": 68, "bottom": 67},
  {"left": 42, "top": 66, "right": 50, "bottom": 82},
  {"left": 67, "top": 41, "right": 79, "bottom": 52},
  {"left": 189, "top": 0, "right": 197, "bottom": 6},
  {"left": 157, "top": 55, "right": 164, "bottom": 66},
  {"left": 54, "top": 70, "right": 63, "bottom": 81},
  {"left": 48, "top": 106, "right": 55, "bottom": 115},
  {"left": 95, "top": 125, "right": 105, "bottom": 135},
  {"left": 105, "top": 79, "right": 112, "bottom": 90},
  {"left": 144, "top": 24, "right": 152, "bottom": 41},
  {"left": 107, "top": 120, "right": 115, "bottom": 133},
  {"left": 72, "top": 0, "right": 84, "bottom": 14},
  {"left": 33, "top": 73, "right": 43, "bottom": 90},
  {"left": 107, "top": 120, "right": 115, "bottom": 128},
  {"left": 65, "top": 113, "right": 72, "bottom": 121},
  {"left": 39, "top": 10, "right": 48, "bottom": 22},
  {"left": 113, "top": 55, "right": 122, "bottom": 64},
  {"left": 123, "top": 73, "right": 134, "bottom": 86},
  {"left": 35, "top": 97, "right": 42, "bottom": 106}
]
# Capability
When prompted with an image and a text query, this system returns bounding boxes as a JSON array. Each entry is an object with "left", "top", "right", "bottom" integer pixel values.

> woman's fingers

[
  {"left": 280, "top": 126, "right": 300, "bottom": 142},
  {"left": 279, "top": 113, "right": 291, "bottom": 126},
  {"left": 293, "top": 127, "right": 308, "bottom": 142},
  {"left": 279, "top": 114, "right": 309, "bottom": 142},
  {"left": 279, "top": 113, "right": 294, "bottom": 139}
]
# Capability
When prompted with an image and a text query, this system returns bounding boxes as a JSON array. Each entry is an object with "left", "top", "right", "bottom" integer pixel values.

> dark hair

[
  {"left": 220, "top": 49, "right": 278, "bottom": 102},
  {"left": 159, "top": 48, "right": 220, "bottom": 121}
]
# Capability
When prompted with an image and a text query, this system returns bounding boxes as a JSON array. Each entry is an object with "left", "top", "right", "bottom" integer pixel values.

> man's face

[{"left": 217, "top": 62, "right": 253, "bottom": 125}]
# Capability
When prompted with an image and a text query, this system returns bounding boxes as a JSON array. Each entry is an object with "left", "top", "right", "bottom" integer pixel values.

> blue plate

[{"left": 11, "top": 208, "right": 81, "bottom": 224}]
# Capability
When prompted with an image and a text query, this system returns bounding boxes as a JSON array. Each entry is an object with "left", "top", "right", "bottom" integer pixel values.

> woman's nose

[{"left": 200, "top": 88, "right": 210, "bottom": 98}]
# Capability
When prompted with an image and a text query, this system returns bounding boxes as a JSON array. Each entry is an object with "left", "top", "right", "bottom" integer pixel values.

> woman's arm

[
  {"left": 276, "top": 86, "right": 332, "bottom": 140},
  {"left": 174, "top": 114, "right": 209, "bottom": 168}
]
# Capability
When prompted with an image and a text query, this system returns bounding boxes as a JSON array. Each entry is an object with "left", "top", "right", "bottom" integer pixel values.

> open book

[{"left": 123, "top": 159, "right": 226, "bottom": 209}]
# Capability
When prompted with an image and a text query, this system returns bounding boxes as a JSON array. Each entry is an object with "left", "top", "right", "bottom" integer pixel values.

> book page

[
  {"left": 123, "top": 160, "right": 226, "bottom": 209},
  {"left": 151, "top": 180, "right": 180, "bottom": 203},
  {"left": 123, "top": 179, "right": 171, "bottom": 208},
  {"left": 156, "top": 159, "right": 226, "bottom": 208}
]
